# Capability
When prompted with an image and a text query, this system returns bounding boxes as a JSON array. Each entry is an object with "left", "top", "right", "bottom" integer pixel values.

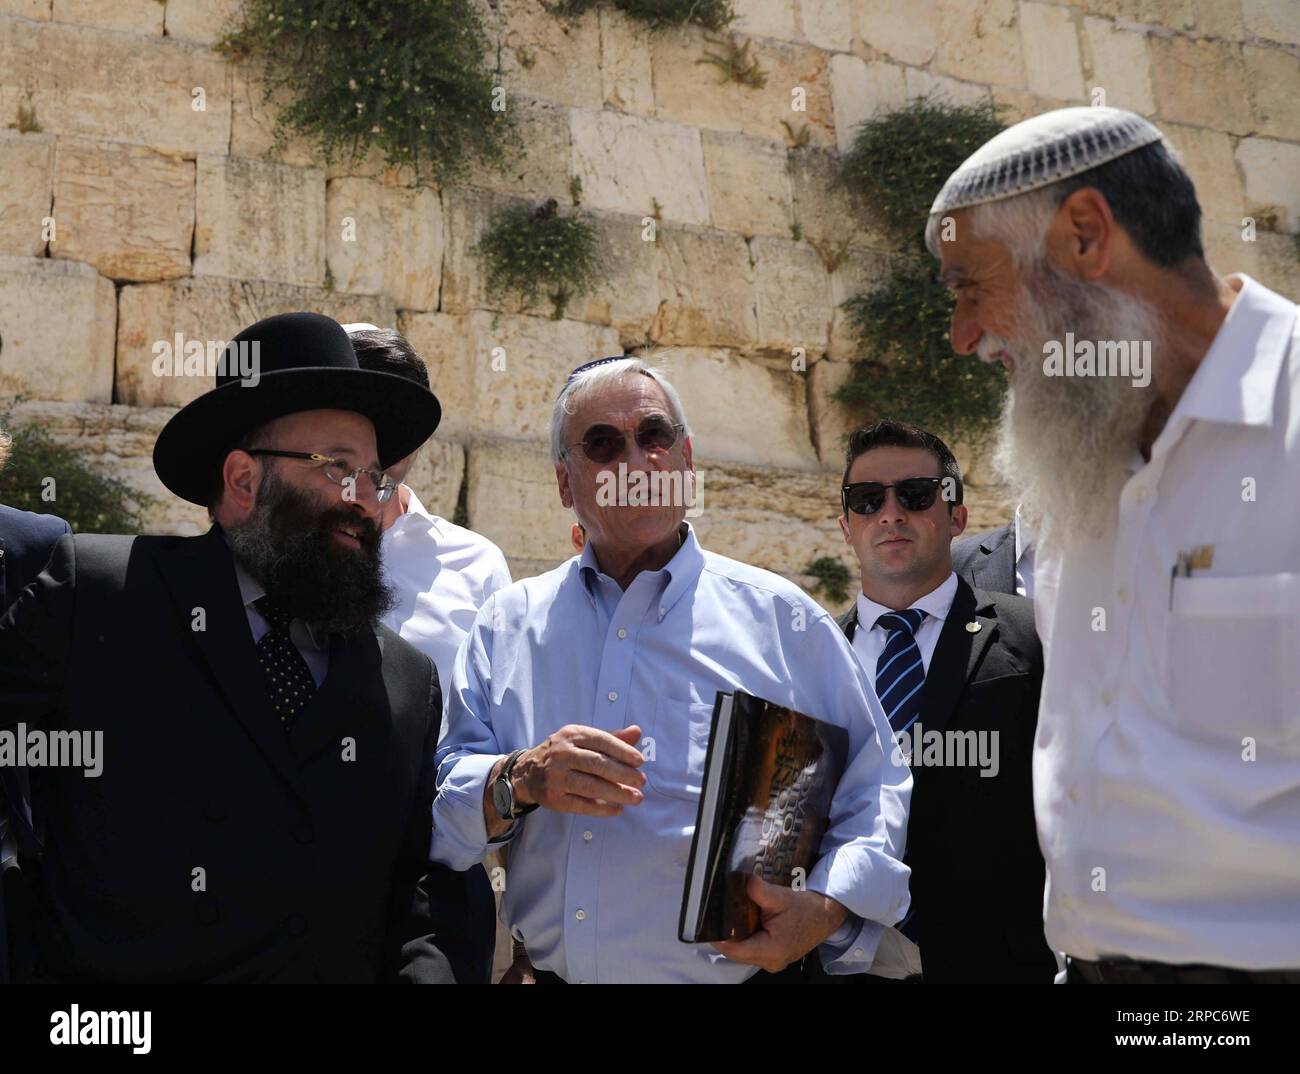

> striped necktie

[{"left": 874, "top": 608, "right": 929, "bottom": 735}]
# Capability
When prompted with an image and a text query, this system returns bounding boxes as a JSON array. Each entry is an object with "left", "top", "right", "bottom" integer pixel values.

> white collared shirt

[
  {"left": 1013, "top": 504, "right": 1036, "bottom": 600},
  {"left": 1033, "top": 274, "right": 1300, "bottom": 969},
  {"left": 380, "top": 486, "right": 511, "bottom": 709},
  {"left": 851, "top": 571, "right": 960, "bottom": 678}
]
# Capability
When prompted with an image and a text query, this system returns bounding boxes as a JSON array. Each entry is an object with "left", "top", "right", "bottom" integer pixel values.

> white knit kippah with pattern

[{"left": 929, "top": 106, "right": 1165, "bottom": 217}]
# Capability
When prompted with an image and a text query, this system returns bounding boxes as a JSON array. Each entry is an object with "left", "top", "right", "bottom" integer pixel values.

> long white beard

[{"left": 990, "top": 262, "right": 1163, "bottom": 547}]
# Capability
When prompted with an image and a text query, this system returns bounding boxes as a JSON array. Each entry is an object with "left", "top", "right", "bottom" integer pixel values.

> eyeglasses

[
  {"left": 562, "top": 416, "right": 685, "bottom": 464},
  {"left": 247, "top": 450, "right": 398, "bottom": 503},
  {"left": 842, "top": 477, "right": 947, "bottom": 516}
]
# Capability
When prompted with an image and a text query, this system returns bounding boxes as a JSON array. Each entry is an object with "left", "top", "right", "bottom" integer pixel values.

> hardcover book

[{"left": 678, "top": 690, "right": 849, "bottom": 944}]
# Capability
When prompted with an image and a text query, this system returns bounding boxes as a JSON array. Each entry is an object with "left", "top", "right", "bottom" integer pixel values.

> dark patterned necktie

[{"left": 254, "top": 595, "right": 317, "bottom": 728}]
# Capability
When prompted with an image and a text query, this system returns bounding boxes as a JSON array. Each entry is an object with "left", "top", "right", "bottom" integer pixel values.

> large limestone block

[
  {"left": 1019, "top": 1, "right": 1085, "bottom": 101},
  {"left": 399, "top": 437, "right": 466, "bottom": 524},
  {"left": 228, "top": 61, "right": 322, "bottom": 169},
  {"left": 0, "top": 17, "right": 232, "bottom": 155},
  {"left": 460, "top": 96, "right": 572, "bottom": 204},
  {"left": 1200, "top": 219, "right": 1260, "bottom": 280},
  {"left": 466, "top": 436, "right": 574, "bottom": 563},
  {"left": 688, "top": 458, "right": 852, "bottom": 580},
  {"left": 439, "top": 187, "right": 519, "bottom": 315},
  {"left": 830, "top": 55, "right": 906, "bottom": 152},
  {"left": 569, "top": 211, "right": 663, "bottom": 341},
  {"left": 598, "top": 8, "right": 654, "bottom": 114},
  {"left": 1255, "top": 232, "right": 1300, "bottom": 302},
  {"left": 651, "top": 346, "right": 815, "bottom": 471},
  {"left": 570, "top": 109, "right": 710, "bottom": 227},
  {"left": 165, "top": 0, "right": 243, "bottom": 45},
  {"left": 478, "top": 0, "right": 603, "bottom": 111},
  {"left": 51, "top": 138, "right": 194, "bottom": 281},
  {"left": 325, "top": 178, "right": 443, "bottom": 311},
  {"left": 194, "top": 156, "right": 326, "bottom": 287},
  {"left": 903, "top": 68, "right": 991, "bottom": 108},
  {"left": 1244, "top": 45, "right": 1300, "bottom": 143},
  {"left": 1242, "top": 0, "right": 1300, "bottom": 45},
  {"left": 730, "top": 0, "right": 799, "bottom": 41},
  {"left": 787, "top": 147, "right": 884, "bottom": 249},
  {"left": 115, "top": 275, "right": 395, "bottom": 407},
  {"left": 0, "top": 130, "right": 53, "bottom": 256},
  {"left": 1163, "top": 123, "right": 1243, "bottom": 227},
  {"left": 401, "top": 310, "right": 620, "bottom": 442},
  {"left": 1148, "top": 34, "right": 1251, "bottom": 135},
  {"left": 751, "top": 235, "right": 832, "bottom": 352},
  {"left": 51, "top": 0, "right": 162, "bottom": 33},
  {"left": 1235, "top": 137, "right": 1300, "bottom": 233},
  {"left": 1081, "top": 16, "right": 1155, "bottom": 114},
  {"left": 931, "top": 0, "right": 1026, "bottom": 88},
  {"left": 853, "top": 0, "right": 940, "bottom": 65},
  {"left": 0, "top": 255, "right": 114, "bottom": 403},
  {"left": 799, "top": 0, "right": 853, "bottom": 51},
  {"left": 807, "top": 356, "right": 858, "bottom": 470},
  {"left": 7, "top": 399, "right": 210, "bottom": 535},
  {"left": 650, "top": 29, "right": 835, "bottom": 149},
  {"left": 826, "top": 246, "right": 892, "bottom": 361},
  {"left": 650, "top": 226, "right": 758, "bottom": 348},
  {"left": 703, "top": 129, "right": 793, "bottom": 238},
  {"left": 0, "top": 2, "right": 50, "bottom": 19}
]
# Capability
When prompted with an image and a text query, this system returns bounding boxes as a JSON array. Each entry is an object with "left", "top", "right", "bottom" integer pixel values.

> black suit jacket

[
  {"left": 0, "top": 505, "right": 71, "bottom": 984},
  {"left": 0, "top": 525, "right": 493, "bottom": 983},
  {"left": 951, "top": 523, "right": 1017, "bottom": 597},
  {"left": 837, "top": 578, "right": 1055, "bottom": 982}
]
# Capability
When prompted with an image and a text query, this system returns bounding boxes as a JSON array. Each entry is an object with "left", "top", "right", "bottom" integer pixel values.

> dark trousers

[
  {"left": 1067, "top": 956, "right": 1300, "bottom": 984},
  {"left": 531, "top": 956, "right": 818, "bottom": 984}
]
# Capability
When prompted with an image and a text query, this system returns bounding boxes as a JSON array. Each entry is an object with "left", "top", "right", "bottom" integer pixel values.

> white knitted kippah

[
  {"left": 929, "top": 106, "right": 1164, "bottom": 217},
  {"left": 340, "top": 322, "right": 381, "bottom": 334}
]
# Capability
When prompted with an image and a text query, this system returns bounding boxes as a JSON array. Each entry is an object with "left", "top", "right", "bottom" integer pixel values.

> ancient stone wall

[{"left": 1, "top": 0, "right": 1296, "bottom": 606}]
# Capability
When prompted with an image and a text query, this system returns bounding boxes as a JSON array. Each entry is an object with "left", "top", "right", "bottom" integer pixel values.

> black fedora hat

[{"left": 153, "top": 312, "right": 441, "bottom": 506}]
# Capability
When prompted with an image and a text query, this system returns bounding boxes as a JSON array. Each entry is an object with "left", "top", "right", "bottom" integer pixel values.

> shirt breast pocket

[
  {"left": 1166, "top": 572, "right": 1300, "bottom": 750},
  {"left": 644, "top": 690, "right": 716, "bottom": 802}
]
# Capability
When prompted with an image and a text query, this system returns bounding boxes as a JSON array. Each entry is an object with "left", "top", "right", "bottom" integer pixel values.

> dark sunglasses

[
  {"left": 562, "top": 415, "right": 684, "bottom": 465},
  {"left": 842, "top": 477, "right": 946, "bottom": 516}
]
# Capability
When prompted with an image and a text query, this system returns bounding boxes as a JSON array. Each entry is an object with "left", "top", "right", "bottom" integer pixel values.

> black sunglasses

[
  {"left": 562, "top": 415, "right": 684, "bottom": 465},
  {"left": 842, "top": 477, "right": 946, "bottom": 516}
]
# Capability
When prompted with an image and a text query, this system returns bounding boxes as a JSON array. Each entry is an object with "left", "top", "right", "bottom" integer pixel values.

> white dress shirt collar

[
  {"left": 855, "top": 570, "right": 959, "bottom": 635},
  {"left": 578, "top": 521, "right": 705, "bottom": 621},
  {"left": 388, "top": 484, "right": 444, "bottom": 539},
  {"left": 1152, "top": 274, "right": 1292, "bottom": 459},
  {"left": 1013, "top": 503, "right": 1035, "bottom": 561}
]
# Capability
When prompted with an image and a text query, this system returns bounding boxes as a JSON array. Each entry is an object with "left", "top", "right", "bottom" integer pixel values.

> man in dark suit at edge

[{"left": 833, "top": 420, "right": 1055, "bottom": 983}]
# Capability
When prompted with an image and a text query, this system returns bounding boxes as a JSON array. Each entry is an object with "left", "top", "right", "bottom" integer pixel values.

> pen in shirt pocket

[{"left": 1168, "top": 545, "right": 1215, "bottom": 610}]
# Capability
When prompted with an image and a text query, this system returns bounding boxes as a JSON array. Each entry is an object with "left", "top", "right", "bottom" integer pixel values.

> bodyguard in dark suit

[
  {"left": 0, "top": 498, "right": 72, "bottom": 984},
  {"left": 951, "top": 522, "right": 1014, "bottom": 595},
  {"left": 836, "top": 421, "right": 1054, "bottom": 983},
  {"left": 0, "top": 313, "right": 488, "bottom": 983}
]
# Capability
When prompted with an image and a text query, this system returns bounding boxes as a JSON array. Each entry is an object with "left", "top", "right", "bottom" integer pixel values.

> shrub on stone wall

[
  {"left": 479, "top": 199, "right": 603, "bottom": 320},
  {"left": 218, "top": 0, "right": 516, "bottom": 184},
  {"left": 548, "top": 0, "right": 735, "bottom": 31},
  {"left": 835, "top": 97, "right": 1008, "bottom": 448},
  {"left": 0, "top": 408, "right": 154, "bottom": 534}
]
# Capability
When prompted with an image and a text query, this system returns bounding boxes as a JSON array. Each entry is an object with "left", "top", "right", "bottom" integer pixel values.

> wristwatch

[{"left": 492, "top": 749, "right": 539, "bottom": 821}]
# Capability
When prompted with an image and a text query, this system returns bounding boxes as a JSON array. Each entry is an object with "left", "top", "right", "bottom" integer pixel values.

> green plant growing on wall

[
  {"left": 9, "top": 97, "right": 42, "bottom": 134},
  {"left": 834, "top": 97, "right": 1008, "bottom": 448},
  {"left": 0, "top": 406, "right": 155, "bottom": 534},
  {"left": 548, "top": 0, "right": 735, "bottom": 32},
  {"left": 217, "top": 0, "right": 516, "bottom": 185},
  {"left": 698, "top": 36, "right": 766, "bottom": 88},
  {"left": 479, "top": 199, "right": 603, "bottom": 321},
  {"left": 804, "top": 556, "right": 853, "bottom": 605}
]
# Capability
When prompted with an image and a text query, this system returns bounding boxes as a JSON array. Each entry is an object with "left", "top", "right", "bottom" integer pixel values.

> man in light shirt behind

[
  {"left": 928, "top": 106, "right": 1300, "bottom": 982},
  {"left": 346, "top": 326, "right": 513, "bottom": 699}
]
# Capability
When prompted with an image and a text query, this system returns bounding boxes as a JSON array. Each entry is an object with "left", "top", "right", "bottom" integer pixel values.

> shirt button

[
  {"left": 1117, "top": 587, "right": 1130, "bottom": 603},
  {"left": 853, "top": 948, "right": 865, "bottom": 959},
  {"left": 583, "top": 830, "right": 593, "bottom": 842},
  {"left": 575, "top": 909, "right": 587, "bottom": 921},
  {"left": 607, "top": 691, "right": 617, "bottom": 702},
  {"left": 617, "top": 628, "right": 627, "bottom": 639},
  {"left": 659, "top": 607, "right": 666, "bottom": 617}
]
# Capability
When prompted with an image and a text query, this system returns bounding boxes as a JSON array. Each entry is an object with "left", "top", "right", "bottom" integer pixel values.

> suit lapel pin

[{"left": 965, "top": 620, "right": 982, "bottom": 633}]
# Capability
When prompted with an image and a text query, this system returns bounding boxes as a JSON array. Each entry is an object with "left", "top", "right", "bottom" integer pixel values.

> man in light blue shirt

[{"left": 431, "top": 357, "right": 911, "bottom": 983}]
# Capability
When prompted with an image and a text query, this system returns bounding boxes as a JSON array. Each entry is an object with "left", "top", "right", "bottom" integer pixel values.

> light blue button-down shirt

[{"left": 431, "top": 523, "right": 912, "bottom": 983}]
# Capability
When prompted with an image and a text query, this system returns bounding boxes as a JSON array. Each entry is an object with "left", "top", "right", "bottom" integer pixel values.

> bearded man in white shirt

[{"left": 927, "top": 107, "right": 1300, "bottom": 983}]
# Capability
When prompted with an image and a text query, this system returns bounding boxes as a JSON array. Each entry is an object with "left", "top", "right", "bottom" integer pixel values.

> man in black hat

[{"left": 0, "top": 312, "right": 487, "bottom": 983}]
